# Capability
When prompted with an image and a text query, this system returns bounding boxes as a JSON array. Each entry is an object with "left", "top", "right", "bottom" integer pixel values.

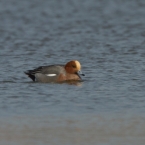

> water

[{"left": 0, "top": 0, "right": 145, "bottom": 144}]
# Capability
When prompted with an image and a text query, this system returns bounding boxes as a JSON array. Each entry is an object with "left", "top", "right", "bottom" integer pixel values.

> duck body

[{"left": 24, "top": 60, "right": 84, "bottom": 83}]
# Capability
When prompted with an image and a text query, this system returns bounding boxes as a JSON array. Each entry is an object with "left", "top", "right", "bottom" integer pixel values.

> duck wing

[{"left": 24, "top": 65, "right": 64, "bottom": 81}]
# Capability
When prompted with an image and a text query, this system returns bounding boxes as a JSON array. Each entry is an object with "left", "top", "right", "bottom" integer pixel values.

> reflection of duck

[{"left": 24, "top": 60, "right": 85, "bottom": 83}]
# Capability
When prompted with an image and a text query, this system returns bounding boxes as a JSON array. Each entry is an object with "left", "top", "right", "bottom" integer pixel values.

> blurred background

[{"left": 0, "top": 0, "right": 145, "bottom": 145}]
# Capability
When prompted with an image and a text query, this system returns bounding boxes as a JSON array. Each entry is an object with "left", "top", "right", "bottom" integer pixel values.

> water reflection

[{"left": 59, "top": 80, "right": 83, "bottom": 86}]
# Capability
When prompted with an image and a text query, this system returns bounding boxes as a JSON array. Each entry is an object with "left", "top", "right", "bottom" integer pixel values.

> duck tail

[{"left": 24, "top": 71, "right": 35, "bottom": 82}]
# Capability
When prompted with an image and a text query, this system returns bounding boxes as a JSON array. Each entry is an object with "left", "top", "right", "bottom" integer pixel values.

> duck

[{"left": 24, "top": 60, "right": 84, "bottom": 83}]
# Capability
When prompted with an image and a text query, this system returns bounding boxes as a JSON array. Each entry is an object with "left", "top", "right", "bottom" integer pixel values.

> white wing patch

[{"left": 46, "top": 74, "right": 57, "bottom": 77}]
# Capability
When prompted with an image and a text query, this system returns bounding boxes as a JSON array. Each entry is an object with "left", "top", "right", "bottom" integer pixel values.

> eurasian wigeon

[{"left": 24, "top": 60, "right": 84, "bottom": 83}]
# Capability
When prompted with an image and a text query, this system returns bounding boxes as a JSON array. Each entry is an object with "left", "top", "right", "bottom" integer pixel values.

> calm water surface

[{"left": 0, "top": 0, "right": 145, "bottom": 145}]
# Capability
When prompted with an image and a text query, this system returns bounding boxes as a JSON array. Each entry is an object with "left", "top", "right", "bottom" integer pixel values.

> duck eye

[{"left": 72, "top": 65, "right": 76, "bottom": 68}]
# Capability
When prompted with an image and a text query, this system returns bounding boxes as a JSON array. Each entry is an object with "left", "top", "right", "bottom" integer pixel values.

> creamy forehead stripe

[
  {"left": 74, "top": 60, "right": 81, "bottom": 69},
  {"left": 46, "top": 74, "right": 56, "bottom": 76}
]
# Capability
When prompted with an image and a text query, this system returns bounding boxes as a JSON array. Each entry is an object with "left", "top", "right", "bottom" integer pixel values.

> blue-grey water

[{"left": 0, "top": 0, "right": 145, "bottom": 145}]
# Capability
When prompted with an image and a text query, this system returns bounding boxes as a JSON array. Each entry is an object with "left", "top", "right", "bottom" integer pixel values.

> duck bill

[{"left": 76, "top": 70, "right": 85, "bottom": 79}]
